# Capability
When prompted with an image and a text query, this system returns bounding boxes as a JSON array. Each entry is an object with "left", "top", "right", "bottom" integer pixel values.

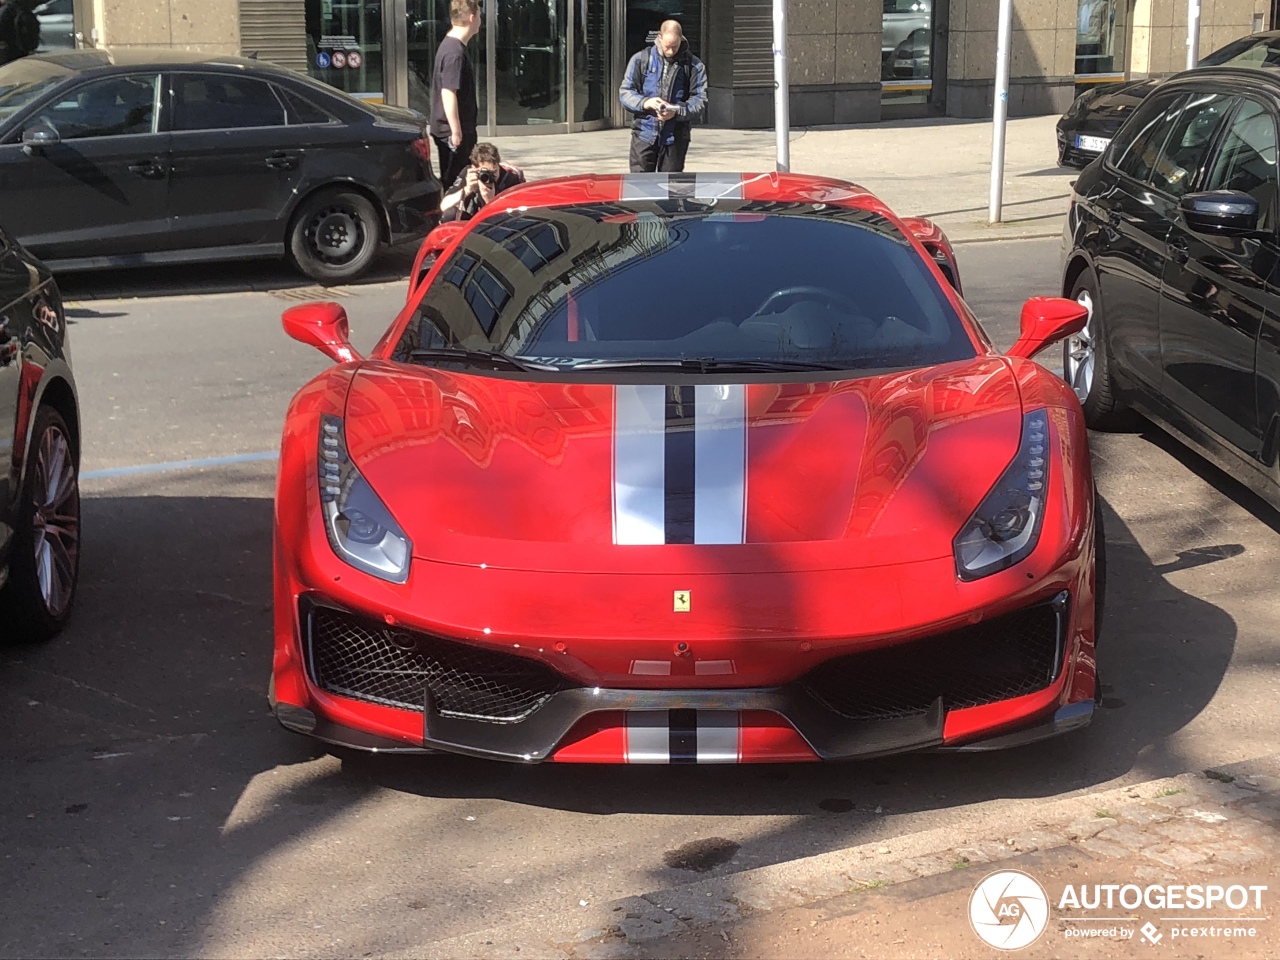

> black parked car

[
  {"left": 1062, "top": 67, "right": 1280, "bottom": 507},
  {"left": 1057, "top": 30, "right": 1280, "bottom": 168},
  {"left": 0, "top": 224, "right": 79, "bottom": 641},
  {"left": 0, "top": 50, "right": 442, "bottom": 282}
]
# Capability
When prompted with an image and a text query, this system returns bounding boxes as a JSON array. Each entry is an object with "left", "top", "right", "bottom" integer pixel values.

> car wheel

[
  {"left": 1064, "top": 271, "right": 1126, "bottom": 429},
  {"left": 287, "top": 188, "right": 382, "bottom": 283},
  {"left": 0, "top": 406, "right": 80, "bottom": 642}
]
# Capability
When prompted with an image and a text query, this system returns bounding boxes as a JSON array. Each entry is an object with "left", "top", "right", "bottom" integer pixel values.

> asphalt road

[{"left": 3, "top": 238, "right": 1279, "bottom": 958}]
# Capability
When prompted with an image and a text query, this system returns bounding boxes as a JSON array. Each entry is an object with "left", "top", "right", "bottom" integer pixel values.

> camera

[{"left": 477, "top": 168, "right": 496, "bottom": 186}]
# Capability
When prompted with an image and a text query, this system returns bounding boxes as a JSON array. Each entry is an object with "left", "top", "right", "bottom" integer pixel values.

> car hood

[
  {"left": 1072, "top": 78, "right": 1160, "bottom": 129},
  {"left": 341, "top": 358, "right": 1025, "bottom": 573}
]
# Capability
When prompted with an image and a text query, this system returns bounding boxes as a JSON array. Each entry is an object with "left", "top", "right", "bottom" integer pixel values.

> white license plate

[{"left": 1075, "top": 135, "right": 1111, "bottom": 153}]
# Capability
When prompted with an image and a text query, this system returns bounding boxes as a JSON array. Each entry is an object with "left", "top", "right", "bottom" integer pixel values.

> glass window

[
  {"left": 305, "top": 0, "right": 385, "bottom": 103},
  {"left": 1111, "top": 93, "right": 1184, "bottom": 183},
  {"left": 32, "top": 73, "right": 159, "bottom": 139},
  {"left": 1205, "top": 99, "right": 1279, "bottom": 229},
  {"left": 574, "top": 0, "right": 610, "bottom": 122},
  {"left": 1199, "top": 35, "right": 1280, "bottom": 68},
  {"left": 172, "top": 75, "right": 286, "bottom": 131},
  {"left": 882, "top": 0, "right": 932, "bottom": 105},
  {"left": 1150, "top": 92, "right": 1233, "bottom": 197},
  {"left": 278, "top": 86, "right": 334, "bottom": 125},
  {"left": 0, "top": 57, "right": 70, "bottom": 125},
  {"left": 497, "top": 0, "right": 567, "bottom": 125},
  {"left": 406, "top": 0, "right": 487, "bottom": 129},
  {"left": 397, "top": 203, "right": 974, "bottom": 373},
  {"left": 33, "top": 0, "right": 76, "bottom": 53}
]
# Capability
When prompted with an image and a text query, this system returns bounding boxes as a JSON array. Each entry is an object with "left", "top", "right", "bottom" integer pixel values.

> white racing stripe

[
  {"left": 696, "top": 711, "right": 741, "bottom": 763},
  {"left": 694, "top": 384, "right": 746, "bottom": 544},
  {"left": 623, "top": 710, "right": 743, "bottom": 763},
  {"left": 613, "top": 384, "right": 666, "bottom": 545},
  {"left": 625, "top": 711, "right": 670, "bottom": 763},
  {"left": 619, "top": 174, "right": 745, "bottom": 202}
]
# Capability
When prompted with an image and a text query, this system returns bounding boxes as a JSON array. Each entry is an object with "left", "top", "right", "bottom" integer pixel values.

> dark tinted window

[
  {"left": 278, "top": 86, "right": 333, "bottom": 125},
  {"left": 1199, "top": 35, "right": 1280, "bottom": 68},
  {"left": 1111, "top": 93, "right": 1184, "bottom": 183},
  {"left": 173, "top": 74, "right": 286, "bottom": 131},
  {"left": 1206, "top": 98, "right": 1279, "bottom": 229},
  {"left": 31, "top": 73, "right": 159, "bottom": 139},
  {"left": 1150, "top": 92, "right": 1233, "bottom": 197},
  {"left": 394, "top": 203, "right": 975, "bottom": 373}
]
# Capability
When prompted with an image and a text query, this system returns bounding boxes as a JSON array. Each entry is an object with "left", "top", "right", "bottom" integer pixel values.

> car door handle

[
  {"left": 128, "top": 159, "right": 166, "bottom": 180},
  {"left": 266, "top": 152, "right": 300, "bottom": 171}
]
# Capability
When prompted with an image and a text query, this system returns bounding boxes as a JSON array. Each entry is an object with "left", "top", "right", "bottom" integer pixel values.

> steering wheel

[{"left": 753, "top": 285, "right": 863, "bottom": 318}]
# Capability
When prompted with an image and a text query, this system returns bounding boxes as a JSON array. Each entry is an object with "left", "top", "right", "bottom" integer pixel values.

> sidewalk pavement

[
  {"left": 491, "top": 114, "right": 1074, "bottom": 245},
  {"left": 412, "top": 755, "right": 1280, "bottom": 960}
]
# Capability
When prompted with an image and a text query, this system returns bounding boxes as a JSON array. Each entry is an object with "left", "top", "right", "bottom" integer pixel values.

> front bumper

[{"left": 273, "top": 590, "right": 1095, "bottom": 762}]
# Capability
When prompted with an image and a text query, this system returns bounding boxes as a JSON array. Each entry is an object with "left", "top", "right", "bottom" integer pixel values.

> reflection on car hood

[
  {"left": 1070, "top": 78, "right": 1161, "bottom": 129},
  {"left": 341, "top": 357, "right": 1025, "bottom": 572}
]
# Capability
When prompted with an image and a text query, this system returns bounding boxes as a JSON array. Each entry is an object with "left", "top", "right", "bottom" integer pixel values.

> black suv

[
  {"left": 1062, "top": 67, "right": 1280, "bottom": 506},
  {"left": 0, "top": 224, "right": 80, "bottom": 641}
]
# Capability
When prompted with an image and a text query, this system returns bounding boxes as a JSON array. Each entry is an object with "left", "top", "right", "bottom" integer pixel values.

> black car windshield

[
  {"left": 393, "top": 201, "right": 975, "bottom": 374},
  {"left": 1199, "top": 35, "right": 1280, "bottom": 67},
  {"left": 0, "top": 58, "right": 72, "bottom": 124}
]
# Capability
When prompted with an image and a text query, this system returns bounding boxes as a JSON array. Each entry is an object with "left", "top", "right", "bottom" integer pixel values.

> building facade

[{"left": 47, "top": 0, "right": 1280, "bottom": 131}]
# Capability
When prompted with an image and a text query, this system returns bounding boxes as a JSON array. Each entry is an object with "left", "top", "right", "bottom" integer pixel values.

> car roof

[
  {"left": 24, "top": 47, "right": 298, "bottom": 76},
  {"left": 479, "top": 172, "right": 893, "bottom": 220}
]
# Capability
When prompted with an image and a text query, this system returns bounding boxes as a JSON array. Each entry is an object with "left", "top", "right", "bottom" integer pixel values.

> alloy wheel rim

[
  {"left": 1065, "top": 289, "right": 1096, "bottom": 404},
  {"left": 307, "top": 206, "right": 364, "bottom": 264},
  {"left": 31, "top": 424, "right": 79, "bottom": 618}
]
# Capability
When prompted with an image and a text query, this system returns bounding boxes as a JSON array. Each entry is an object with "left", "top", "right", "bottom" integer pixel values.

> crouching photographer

[{"left": 441, "top": 143, "right": 526, "bottom": 222}]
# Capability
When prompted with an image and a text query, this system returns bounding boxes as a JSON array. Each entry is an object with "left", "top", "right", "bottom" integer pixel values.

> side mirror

[
  {"left": 21, "top": 123, "right": 60, "bottom": 157},
  {"left": 282, "top": 301, "right": 361, "bottom": 364},
  {"left": 1007, "top": 296, "right": 1088, "bottom": 360},
  {"left": 408, "top": 221, "right": 468, "bottom": 299},
  {"left": 1180, "top": 190, "right": 1260, "bottom": 236},
  {"left": 900, "top": 216, "right": 963, "bottom": 293}
]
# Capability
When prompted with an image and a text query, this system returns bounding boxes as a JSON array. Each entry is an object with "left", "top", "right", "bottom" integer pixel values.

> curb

[{"left": 406, "top": 754, "right": 1280, "bottom": 960}]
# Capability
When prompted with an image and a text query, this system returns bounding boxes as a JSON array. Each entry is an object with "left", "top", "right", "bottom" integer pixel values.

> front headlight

[
  {"left": 318, "top": 414, "right": 412, "bottom": 583},
  {"left": 953, "top": 409, "right": 1049, "bottom": 581}
]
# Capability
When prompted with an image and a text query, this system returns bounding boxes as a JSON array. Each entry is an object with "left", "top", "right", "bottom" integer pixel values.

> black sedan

[
  {"left": 0, "top": 50, "right": 442, "bottom": 282},
  {"left": 1062, "top": 67, "right": 1280, "bottom": 507},
  {"left": 1057, "top": 29, "right": 1280, "bottom": 168},
  {"left": 0, "top": 223, "right": 79, "bottom": 641}
]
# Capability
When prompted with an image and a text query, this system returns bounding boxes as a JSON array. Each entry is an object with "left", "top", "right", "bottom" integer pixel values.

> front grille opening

[
  {"left": 306, "top": 605, "right": 570, "bottom": 722},
  {"left": 800, "top": 599, "right": 1065, "bottom": 722}
]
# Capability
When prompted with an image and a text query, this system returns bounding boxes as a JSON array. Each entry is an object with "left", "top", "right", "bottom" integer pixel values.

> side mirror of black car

[
  {"left": 21, "top": 123, "right": 60, "bottom": 157},
  {"left": 1180, "top": 190, "right": 1261, "bottom": 237}
]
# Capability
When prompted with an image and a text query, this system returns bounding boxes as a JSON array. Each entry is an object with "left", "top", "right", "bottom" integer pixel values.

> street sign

[
  {"left": 332, "top": 51, "right": 347, "bottom": 69},
  {"left": 316, "top": 52, "right": 331, "bottom": 69},
  {"left": 347, "top": 51, "right": 363, "bottom": 69}
]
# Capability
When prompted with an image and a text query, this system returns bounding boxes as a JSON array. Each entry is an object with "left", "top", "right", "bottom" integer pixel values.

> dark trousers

[
  {"left": 433, "top": 132, "right": 477, "bottom": 194},
  {"left": 629, "top": 132, "right": 691, "bottom": 173}
]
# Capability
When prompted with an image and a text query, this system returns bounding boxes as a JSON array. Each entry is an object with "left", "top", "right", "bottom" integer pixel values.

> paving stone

[
  {"left": 1149, "top": 791, "right": 1199, "bottom": 810},
  {"left": 952, "top": 842, "right": 1011, "bottom": 865},
  {"left": 1113, "top": 805, "right": 1174, "bottom": 826},
  {"left": 654, "top": 897, "right": 741, "bottom": 926},
  {"left": 615, "top": 912, "right": 687, "bottom": 943},
  {"left": 1201, "top": 842, "right": 1268, "bottom": 866},
  {"left": 1133, "top": 864, "right": 1178, "bottom": 882},
  {"left": 901, "top": 853, "right": 963, "bottom": 878},
  {"left": 1095, "top": 824, "right": 1149, "bottom": 851},
  {"left": 1005, "top": 831, "right": 1064, "bottom": 853},
  {"left": 1142, "top": 844, "right": 1210, "bottom": 869},
  {"left": 1240, "top": 775, "right": 1280, "bottom": 794},
  {"left": 1151, "top": 819, "right": 1222, "bottom": 844},
  {"left": 1223, "top": 816, "right": 1277, "bottom": 839},
  {"left": 848, "top": 863, "right": 916, "bottom": 887},
  {"left": 1066, "top": 817, "right": 1118, "bottom": 840},
  {"left": 1077, "top": 838, "right": 1132, "bottom": 859},
  {"left": 1239, "top": 797, "right": 1280, "bottom": 822}
]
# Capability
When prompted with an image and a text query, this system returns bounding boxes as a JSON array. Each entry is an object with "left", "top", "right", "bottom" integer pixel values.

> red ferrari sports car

[{"left": 270, "top": 171, "right": 1102, "bottom": 763}]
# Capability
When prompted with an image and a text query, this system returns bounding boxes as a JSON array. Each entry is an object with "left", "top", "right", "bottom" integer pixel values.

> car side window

[
  {"left": 1110, "top": 93, "right": 1184, "bottom": 184},
  {"left": 31, "top": 73, "right": 159, "bottom": 140},
  {"left": 277, "top": 87, "right": 334, "bottom": 125},
  {"left": 1149, "top": 92, "right": 1234, "bottom": 198},
  {"left": 1204, "top": 98, "right": 1279, "bottom": 230},
  {"left": 172, "top": 74, "right": 287, "bottom": 131}
]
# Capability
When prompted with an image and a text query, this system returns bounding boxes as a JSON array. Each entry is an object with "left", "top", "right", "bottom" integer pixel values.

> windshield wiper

[
  {"left": 571, "top": 357, "right": 846, "bottom": 372},
  {"left": 408, "top": 348, "right": 557, "bottom": 372}
]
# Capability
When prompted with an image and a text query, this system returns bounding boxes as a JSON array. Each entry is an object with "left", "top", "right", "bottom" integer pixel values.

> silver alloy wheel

[
  {"left": 31, "top": 424, "right": 79, "bottom": 617},
  {"left": 1065, "top": 288, "right": 1095, "bottom": 404}
]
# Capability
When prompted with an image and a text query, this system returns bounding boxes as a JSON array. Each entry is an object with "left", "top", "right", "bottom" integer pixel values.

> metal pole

[
  {"left": 1186, "top": 0, "right": 1200, "bottom": 68},
  {"left": 773, "top": 0, "right": 790, "bottom": 173},
  {"left": 988, "top": 0, "right": 1013, "bottom": 223}
]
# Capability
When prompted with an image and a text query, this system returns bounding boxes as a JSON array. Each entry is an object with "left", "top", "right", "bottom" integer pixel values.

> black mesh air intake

[
  {"left": 306, "top": 605, "right": 570, "bottom": 722},
  {"left": 800, "top": 597, "right": 1066, "bottom": 721}
]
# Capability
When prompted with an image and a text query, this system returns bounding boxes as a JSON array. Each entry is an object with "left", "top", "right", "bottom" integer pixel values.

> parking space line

[{"left": 82, "top": 451, "right": 279, "bottom": 480}]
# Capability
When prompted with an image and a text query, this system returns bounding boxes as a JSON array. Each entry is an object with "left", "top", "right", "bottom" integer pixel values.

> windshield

[
  {"left": 393, "top": 201, "right": 975, "bottom": 374},
  {"left": 1199, "top": 35, "right": 1280, "bottom": 67},
  {"left": 0, "top": 58, "right": 70, "bottom": 124}
]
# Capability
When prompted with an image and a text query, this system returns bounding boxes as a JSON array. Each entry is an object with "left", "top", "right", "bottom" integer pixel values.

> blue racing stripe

[{"left": 82, "top": 450, "right": 279, "bottom": 480}]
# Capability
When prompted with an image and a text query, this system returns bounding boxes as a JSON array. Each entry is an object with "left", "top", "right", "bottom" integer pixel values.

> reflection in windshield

[
  {"left": 394, "top": 200, "right": 975, "bottom": 374},
  {"left": 0, "top": 58, "right": 69, "bottom": 123}
]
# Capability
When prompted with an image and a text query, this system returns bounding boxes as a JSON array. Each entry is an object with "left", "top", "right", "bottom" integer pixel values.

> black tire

[
  {"left": 287, "top": 187, "right": 382, "bottom": 283},
  {"left": 1064, "top": 270, "right": 1127, "bottom": 429},
  {"left": 0, "top": 406, "right": 80, "bottom": 643}
]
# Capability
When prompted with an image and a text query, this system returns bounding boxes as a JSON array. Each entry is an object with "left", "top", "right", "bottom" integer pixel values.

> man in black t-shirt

[{"left": 430, "top": 0, "right": 481, "bottom": 194}]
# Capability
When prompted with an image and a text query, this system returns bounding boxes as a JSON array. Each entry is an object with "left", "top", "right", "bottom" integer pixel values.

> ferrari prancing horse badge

[{"left": 674, "top": 590, "right": 691, "bottom": 613}]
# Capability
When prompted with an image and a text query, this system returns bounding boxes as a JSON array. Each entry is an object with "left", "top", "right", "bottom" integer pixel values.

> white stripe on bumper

[
  {"left": 613, "top": 384, "right": 666, "bottom": 545},
  {"left": 694, "top": 383, "right": 746, "bottom": 544}
]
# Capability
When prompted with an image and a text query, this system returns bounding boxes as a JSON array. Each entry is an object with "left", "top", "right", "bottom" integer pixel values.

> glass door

[
  {"left": 306, "top": 0, "right": 387, "bottom": 102},
  {"left": 495, "top": 0, "right": 567, "bottom": 125},
  {"left": 573, "top": 0, "right": 610, "bottom": 124},
  {"left": 406, "top": 0, "right": 488, "bottom": 127}
]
